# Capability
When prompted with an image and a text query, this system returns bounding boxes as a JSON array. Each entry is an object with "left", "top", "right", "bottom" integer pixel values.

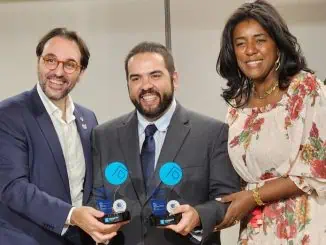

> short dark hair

[
  {"left": 217, "top": 0, "right": 311, "bottom": 107},
  {"left": 36, "top": 27, "right": 90, "bottom": 70},
  {"left": 124, "top": 41, "right": 175, "bottom": 79}
]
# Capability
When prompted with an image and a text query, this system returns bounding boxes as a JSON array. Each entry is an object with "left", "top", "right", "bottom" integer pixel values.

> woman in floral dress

[{"left": 214, "top": 0, "right": 326, "bottom": 244}]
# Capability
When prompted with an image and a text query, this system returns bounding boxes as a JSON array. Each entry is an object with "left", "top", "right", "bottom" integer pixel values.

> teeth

[
  {"left": 142, "top": 94, "right": 157, "bottom": 101},
  {"left": 247, "top": 60, "right": 262, "bottom": 65},
  {"left": 50, "top": 79, "right": 64, "bottom": 85}
]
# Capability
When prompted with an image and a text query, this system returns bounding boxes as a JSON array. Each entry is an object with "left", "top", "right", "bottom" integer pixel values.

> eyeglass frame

[{"left": 40, "top": 55, "right": 83, "bottom": 74}]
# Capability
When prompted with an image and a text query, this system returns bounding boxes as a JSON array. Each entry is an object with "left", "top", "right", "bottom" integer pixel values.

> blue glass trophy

[
  {"left": 97, "top": 162, "right": 131, "bottom": 224},
  {"left": 149, "top": 162, "right": 183, "bottom": 226}
]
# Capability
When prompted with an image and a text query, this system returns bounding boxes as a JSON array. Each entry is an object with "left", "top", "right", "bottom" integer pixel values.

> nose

[
  {"left": 141, "top": 75, "right": 154, "bottom": 90},
  {"left": 54, "top": 62, "right": 65, "bottom": 76},
  {"left": 245, "top": 41, "right": 258, "bottom": 56}
]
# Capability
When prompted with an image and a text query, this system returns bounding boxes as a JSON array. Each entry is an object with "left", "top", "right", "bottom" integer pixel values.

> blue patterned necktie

[{"left": 141, "top": 124, "right": 157, "bottom": 193}]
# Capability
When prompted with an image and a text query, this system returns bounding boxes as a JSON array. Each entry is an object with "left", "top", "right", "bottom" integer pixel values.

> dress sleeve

[{"left": 286, "top": 72, "right": 326, "bottom": 197}]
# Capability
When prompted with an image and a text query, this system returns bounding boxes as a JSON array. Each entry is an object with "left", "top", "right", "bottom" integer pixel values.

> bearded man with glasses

[{"left": 0, "top": 28, "right": 122, "bottom": 245}]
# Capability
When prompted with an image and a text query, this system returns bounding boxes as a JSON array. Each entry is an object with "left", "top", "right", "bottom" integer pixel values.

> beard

[
  {"left": 131, "top": 87, "right": 174, "bottom": 120},
  {"left": 38, "top": 70, "right": 76, "bottom": 101}
]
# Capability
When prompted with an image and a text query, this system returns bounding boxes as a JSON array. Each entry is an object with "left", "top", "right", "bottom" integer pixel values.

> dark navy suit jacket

[{"left": 0, "top": 87, "right": 97, "bottom": 245}]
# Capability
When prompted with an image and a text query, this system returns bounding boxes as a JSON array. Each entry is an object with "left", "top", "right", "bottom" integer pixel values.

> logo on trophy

[
  {"left": 96, "top": 161, "right": 131, "bottom": 224},
  {"left": 149, "top": 162, "right": 183, "bottom": 226}
]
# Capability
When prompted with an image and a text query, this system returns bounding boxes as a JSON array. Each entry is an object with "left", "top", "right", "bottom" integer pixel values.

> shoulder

[
  {"left": 74, "top": 103, "right": 98, "bottom": 128},
  {"left": 0, "top": 90, "right": 31, "bottom": 118},
  {"left": 182, "top": 106, "right": 227, "bottom": 133},
  {"left": 94, "top": 111, "right": 135, "bottom": 133},
  {"left": 284, "top": 71, "right": 324, "bottom": 128},
  {"left": 287, "top": 71, "right": 321, "bottom": 98},
  {"left": 180, "top": 107, "right": 228, "bottom": 147},
  {"left": 0, "top": 91, "right": 33, "bottom": 137},
  {"left": 74, "top": 103, "right": 95, "bottom": 117}
]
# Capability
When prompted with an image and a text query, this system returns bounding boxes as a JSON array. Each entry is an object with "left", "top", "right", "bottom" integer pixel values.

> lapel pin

[
  {"left": 82, "top": 123, "right": 87, "bottom": 129},
  {"left": 80, "top": 117, "right": 84, "bottom": 122}
]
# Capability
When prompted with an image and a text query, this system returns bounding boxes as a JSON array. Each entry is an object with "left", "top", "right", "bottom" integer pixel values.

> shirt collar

[
  {"left": 137, "top": 98, "right": 176, "bottom": 134},
  {"left": 37, "top": 82, "right": 75, "bottom": 123}
]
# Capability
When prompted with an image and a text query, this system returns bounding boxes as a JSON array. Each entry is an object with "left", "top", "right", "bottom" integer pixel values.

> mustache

[
  {"left": 46, "top": 74, "right": 67, "bottom": 83},
  {"left": 139, "top": 88, "right": 160, "bottom": 98}
]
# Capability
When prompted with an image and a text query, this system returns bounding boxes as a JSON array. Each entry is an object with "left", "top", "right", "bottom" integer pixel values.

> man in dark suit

[
  {"left": 0, "top": 28, "right": 122, "bottom": 245},
  {"left": 90, "top": 42, "right": 240, "bottom": 245}
]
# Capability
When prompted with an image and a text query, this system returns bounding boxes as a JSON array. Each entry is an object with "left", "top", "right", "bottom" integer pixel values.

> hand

[
  {"left": 164, "top": 204, "right": 201, "bottom": 236},
  {"left": 70, "top": 206, "right": 128, "bottom": 243},
  {"left": 214, "top": 191, "right": 256, "bottom": 230}
]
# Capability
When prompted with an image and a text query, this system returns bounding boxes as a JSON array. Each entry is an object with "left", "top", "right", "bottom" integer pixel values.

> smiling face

[
  {"left": 127, "top": 52, "right": 178, "bottom": 121},
  {"left": 233, "top": 18, "right": 279, "bottom": 83},
  {"left": 37, "top": 36, "right": 83, "bottom": 105}
]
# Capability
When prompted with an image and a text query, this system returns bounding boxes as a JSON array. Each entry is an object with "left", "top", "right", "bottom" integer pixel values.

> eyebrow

[
  {"left": 129, "top": 70, "right": 163, "bottom": 79},
  {"left": 129, "top": 74, "right": 140, "bottom": 80},
  {"left": 43, "top": 53, "right": 78, "bottom": 62},
  {"left": 149, "top": 70, "right": 163, "bottom": 75},
  {"left": 234, "top": 33, "right": 266, "bottom": 41}
]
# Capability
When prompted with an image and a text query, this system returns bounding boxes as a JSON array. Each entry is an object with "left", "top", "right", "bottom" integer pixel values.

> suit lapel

[
  {"left": 74, "top": 108, "right": 92, "bottom": 204},
  {"left": 146, "top": 104, "right": 190, "bottom": 202},
  {"left": 118, "top": 111, "right": 147, "bottom": 204},
  {"left": 30, "top": 87, "right": 71, "bottom": 199}
]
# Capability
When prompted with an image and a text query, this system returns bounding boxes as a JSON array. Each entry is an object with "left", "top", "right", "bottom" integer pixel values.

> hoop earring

[{"left": 275, "top": 54, "right": 280, "bottom": 71}]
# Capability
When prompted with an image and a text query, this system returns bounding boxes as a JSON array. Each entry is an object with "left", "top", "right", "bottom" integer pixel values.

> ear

[
  {"left": 171, "top": 71, "right": 179, "bottom": 91},
  {"left": 77, "top": 69, "right": 85, "bottom": 82}
]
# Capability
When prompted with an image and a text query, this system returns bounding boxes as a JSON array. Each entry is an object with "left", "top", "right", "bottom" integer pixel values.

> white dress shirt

[{"left": 37, "top": 83, "right": 86, "bottom": 234}]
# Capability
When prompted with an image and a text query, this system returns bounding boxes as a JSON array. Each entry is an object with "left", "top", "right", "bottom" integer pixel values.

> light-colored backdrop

[{"left": 1, "top": 0, "right": 325, "bottom": 243}]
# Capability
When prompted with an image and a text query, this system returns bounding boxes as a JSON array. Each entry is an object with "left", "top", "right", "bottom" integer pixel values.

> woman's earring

[{"left": 275, "top": 54, "right": 280, "bottom": 71}]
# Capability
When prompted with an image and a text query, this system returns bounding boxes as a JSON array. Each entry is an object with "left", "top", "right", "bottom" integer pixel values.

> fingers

[
  {"left": 88, "top": 207, "right": 105, "bottom": 218},
  {"left": 170, "top": 204, "right": 189, "bottom": 215},
  {"left": 216, "top": 193, "right": 235, "bottom": 203},
  {"left": 90, "top": 221, "right": 129, "bottom": 242},
  {"left": 95, "top": 220, "right": 128, "bottom": 234},
  {"left": 166, "top": 217, "right": 189, "bottom": 236},
  {"left": 72, "top": 206, "right": 128, "bottom": 241},
  {"left": 214, "top": 211, "right": 239, "bottom": 230},
  {"left": 215, "top": 216, "right": 238, "bottom": 230},
  {"left": 71, "top": 206, "right": 104, "bottom": 227},
  {"left": 91, "top": 231, "right": 117, "bottom": 243},
  {"left": 214, "top": 202, "right": 239, "bottom": 230},
  {"left": 165, "top": 205, "right": 200, "bottom": 236}
]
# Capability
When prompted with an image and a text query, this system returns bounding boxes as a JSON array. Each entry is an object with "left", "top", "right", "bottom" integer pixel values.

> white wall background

[{"left": 0, "top": 0, "right": 326, "bottom": 244}]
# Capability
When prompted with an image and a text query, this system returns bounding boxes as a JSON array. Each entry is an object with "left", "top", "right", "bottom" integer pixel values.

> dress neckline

[{"left": 239, "top": 92, "right": 288, "bottom": 114}]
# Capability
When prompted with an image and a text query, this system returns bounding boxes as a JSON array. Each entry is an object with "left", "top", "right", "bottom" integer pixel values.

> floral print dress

[{"left": 227, "top": 71, "right": 326, "bottom": 245}]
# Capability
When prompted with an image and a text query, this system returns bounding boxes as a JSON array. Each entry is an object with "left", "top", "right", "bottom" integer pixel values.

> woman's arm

[{"left": 214, "top": 176, "right": 305, "bottom": 230}]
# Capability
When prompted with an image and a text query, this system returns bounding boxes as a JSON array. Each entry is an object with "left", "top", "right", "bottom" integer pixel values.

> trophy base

[
  {"left": 149, "top": 213, "right": 182, "bottom": 226},
  {"left": 101, "top": 211, "right": 130, "bottom": 224}
]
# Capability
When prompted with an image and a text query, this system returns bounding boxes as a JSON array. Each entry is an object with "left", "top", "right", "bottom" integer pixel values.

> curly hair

[{"left": 217, "top": 0, "right": 311, "bottom": 107}]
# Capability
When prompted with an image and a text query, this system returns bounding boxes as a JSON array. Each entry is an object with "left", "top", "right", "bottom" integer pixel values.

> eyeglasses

[{"left": 41, "top": 55, "right": 82, "bottom": 74}]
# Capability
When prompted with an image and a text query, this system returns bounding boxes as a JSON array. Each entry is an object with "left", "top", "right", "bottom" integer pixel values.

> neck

[
  {"left": 52, "top": 97, "right": 68, "bottom": 121},
  {"left": 252, "top": 80, "right": 279, "bottom": 100},
  {"left": 144, "top": 108, "right": 167, "bottom": 122},
  {"left": 252, "top": 68, "right": 278, "bottom": 92}
]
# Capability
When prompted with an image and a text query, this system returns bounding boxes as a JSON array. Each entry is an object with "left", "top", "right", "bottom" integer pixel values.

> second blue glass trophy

[
  {"left": 149, "top": 162, "right": 183, "bottom": 226},
  {"left": 97, "top": 162, "right": 131, "bottom": 224}
]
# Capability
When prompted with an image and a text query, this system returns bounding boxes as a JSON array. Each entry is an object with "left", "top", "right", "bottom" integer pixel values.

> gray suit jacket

[{"left": 90, "top": 104, "right": 240, "bottom": 245}]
